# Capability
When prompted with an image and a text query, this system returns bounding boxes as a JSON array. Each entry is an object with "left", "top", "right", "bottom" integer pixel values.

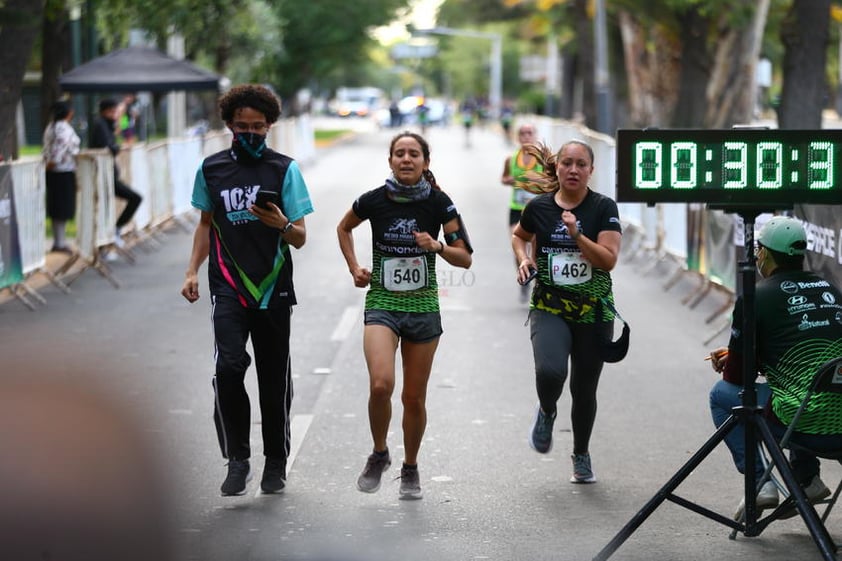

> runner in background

[{"left": 501, "top": 123, "right": 541, "bottom": 301}]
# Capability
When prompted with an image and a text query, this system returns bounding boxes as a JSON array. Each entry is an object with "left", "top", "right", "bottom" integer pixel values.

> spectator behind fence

[
  {"left": 89, "top": 98, "right": 143, "bottom": 245},
  {"left": 42, "top": 99, "right": 80, "bottom": 254},
  {"left": 118, "top": 93, "right": 140, "bottom": 145}
]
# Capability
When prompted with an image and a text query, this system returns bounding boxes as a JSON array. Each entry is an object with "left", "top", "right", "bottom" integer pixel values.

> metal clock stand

[{"left": 593, "top": 207, "right": 838, "bottom": 561}]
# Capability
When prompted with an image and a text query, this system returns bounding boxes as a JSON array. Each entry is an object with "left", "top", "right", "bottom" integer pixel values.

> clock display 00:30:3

[{"left": 633, "top": 140, "right": 835, "bottom": 191}]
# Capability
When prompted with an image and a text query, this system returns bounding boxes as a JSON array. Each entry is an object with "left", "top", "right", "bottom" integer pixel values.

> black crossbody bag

[{"left": 597, "top": 297, "right": 630, "bottom": 363}]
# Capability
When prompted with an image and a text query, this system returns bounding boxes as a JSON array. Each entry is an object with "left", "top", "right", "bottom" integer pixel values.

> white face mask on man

[{"left": 755, "top": 245, "right": 770, "bottom": 278}]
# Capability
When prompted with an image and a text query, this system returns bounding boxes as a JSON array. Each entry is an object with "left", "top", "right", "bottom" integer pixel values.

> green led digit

[
  {"left": 635, "top": 141, "right": 662, "bottom": 189},
  {"left": 808, "top": 141, "right": 833, "bottom": 189},
  {"left": 670, "top": 142, "right": 697, "bottom": 189},
  {"left": 722, "top": 142, "right": 747, "bottom": 189},
  {"left": 756, "top": 141, "right": 782, "bottom": 189}
]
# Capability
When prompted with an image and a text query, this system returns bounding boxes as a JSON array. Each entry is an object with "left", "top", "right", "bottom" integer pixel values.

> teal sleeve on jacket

[
  {"left": 191, "top": 165, "right": 213, "bottom": 212},
  {"left": 281, "top": 160, "right": 314, "bottom": 222}
]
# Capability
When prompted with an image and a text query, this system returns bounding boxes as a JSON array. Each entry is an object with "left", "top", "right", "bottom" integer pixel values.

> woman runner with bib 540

[{"left": 337, "top": 131, "right": 473, "bottom": 500}]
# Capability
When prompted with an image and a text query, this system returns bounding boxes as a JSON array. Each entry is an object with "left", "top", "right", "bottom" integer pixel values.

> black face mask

[{"left": 232, "top": 131, "right": 267, "bottom": 160}]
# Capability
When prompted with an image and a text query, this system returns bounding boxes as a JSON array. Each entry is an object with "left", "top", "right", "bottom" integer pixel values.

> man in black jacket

[{"left": 89, "top": 98, "right": 143, "bottom": 242}]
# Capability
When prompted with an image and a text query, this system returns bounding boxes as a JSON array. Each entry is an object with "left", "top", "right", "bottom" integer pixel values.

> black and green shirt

[
  {"left": 518, "top": 188, "right": 622, "bottom": 323},
  {"left": 728, "top": 269, "right": 842, "bottom": 434},
  {"left": 352, "top": 186, "right": 459, "bottom": 313}
]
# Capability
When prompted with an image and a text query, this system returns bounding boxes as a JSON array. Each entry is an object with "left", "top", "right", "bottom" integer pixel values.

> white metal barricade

[
  {"left": 145, "top": 141, "right": 174, "bottom": 230},
  {"left": 59, "top": 151, "right": 120, "bottom": 288},
  {"left": 6, "top": 158, "right": 71, "bottom": 307},
  {"left": 126, "top": 144, "right": 152, "bottom": 233},
  {"left": 169, "top": 137, "right": 203, "bottom": 217}
]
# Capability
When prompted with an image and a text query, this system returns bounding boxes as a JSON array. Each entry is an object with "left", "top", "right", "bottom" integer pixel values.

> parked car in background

[{"left": 328, "top": 87, "right": 384, "bottom": 118}]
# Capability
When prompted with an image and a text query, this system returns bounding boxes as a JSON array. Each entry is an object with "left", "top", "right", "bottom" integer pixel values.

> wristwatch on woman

[{"left": 280, "top": 220, "right": 293, "bottom": 234}]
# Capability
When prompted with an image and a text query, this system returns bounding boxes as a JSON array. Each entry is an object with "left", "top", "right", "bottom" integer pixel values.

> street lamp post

[
  {"left": 593, "top": 0, "right": 613, "bottom": 133},
  {"left": 411, "top": 26, "right": 503, "bottom": 119}
]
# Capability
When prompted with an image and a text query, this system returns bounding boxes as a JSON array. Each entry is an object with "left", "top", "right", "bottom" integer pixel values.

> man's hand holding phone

[
  {"left": 254, "top": 190, "right": 279, "bottom": 210},
  {"left": 249, "top": 190, "right": 289, "bottom": 230}
]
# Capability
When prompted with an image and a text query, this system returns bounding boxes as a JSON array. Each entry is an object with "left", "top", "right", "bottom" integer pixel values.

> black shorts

[
  {"left": 364, "top": 309, "right": 443, "bottom": 343},
  {"left": 509, "top": 208, "right": 523, "bottom": 226}
]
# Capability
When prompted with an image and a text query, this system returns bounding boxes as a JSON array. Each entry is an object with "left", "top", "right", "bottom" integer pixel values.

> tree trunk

[
  {"left": 41, "top": 1, "right": 70, "bottom": 132},
  {"left": 778, "top": 0, "right": 831, "bottom": 129},
  {"left": 559, "top": 43, "right": 577, "bottom": 120},
  {"left": 617, "top": 10, "right": 680, "bottom": 127},
  {"left": 671, "top": 7, "right": 711, "bottom": 127},
  {"left": 0, "top": 0, "right": 47, "bottom": 159},
  {"left": 572, "top": 0, "right": 596, "bottom": 126},
  {"left": 704, "top": 0, "right": 770, "bottom": 128}
]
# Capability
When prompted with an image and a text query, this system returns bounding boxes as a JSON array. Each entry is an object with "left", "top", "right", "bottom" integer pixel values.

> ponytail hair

[
  {"left": 515, "top": 139, "right": 595, "bottom": 195},
  {"left": 516, "top": 142, "right": 559, "bottom": 194},
  {"left": 422, "top": 168, "right": 441, "bottom": 191}
]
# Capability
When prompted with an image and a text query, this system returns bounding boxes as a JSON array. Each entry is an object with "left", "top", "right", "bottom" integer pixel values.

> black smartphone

[
  {"left": 519, "top": 267, "right": 538, "bottom": 286},
  {"left": 254, "top": 190, "right": 279, "bottom": 209}
]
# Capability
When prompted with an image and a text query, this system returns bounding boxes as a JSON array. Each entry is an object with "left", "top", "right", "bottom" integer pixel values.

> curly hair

[
  {"left": 218, "top": 84, "right": 281, "bottom": 124},
  {"left": 516, "top": 139, "right": 595, "bottom": 195},
  {"left": 389, "top": 130, "right": 442, "bottom": 191}
]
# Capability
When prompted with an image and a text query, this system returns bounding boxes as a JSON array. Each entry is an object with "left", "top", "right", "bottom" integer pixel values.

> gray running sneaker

[
  {"left": 778, "top": 475, "right": 831, "bottom": 519},
  {"left": 733, "top": 479, "right": 779, "bottom": 521},
  {"left": 530, "top": 405, "right": 556, "bottom": 453},
  {"left": 356, "top": 451, "right": 391, "bottom": 493},
  {"left": 570, "top": 453, "right": 597, "bottom": 484},
  {"left": 398, "top": 465, "right": 423, "bottom": 500}
]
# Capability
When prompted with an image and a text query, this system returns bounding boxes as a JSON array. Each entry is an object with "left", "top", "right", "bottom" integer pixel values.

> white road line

[
  {"left": 288, "top": 413, "right": 313, "bottom": 469},
  {"left": 330, "top": 306, "right": 360, "bottom": 341},
  {"left": 253, "top": 413, "right": 313, "bottom": 498}
]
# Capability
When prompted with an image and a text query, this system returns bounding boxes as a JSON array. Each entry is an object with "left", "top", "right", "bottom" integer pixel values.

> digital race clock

[{"left": 615, "top": 129, "right": 842, "bottom": 205}]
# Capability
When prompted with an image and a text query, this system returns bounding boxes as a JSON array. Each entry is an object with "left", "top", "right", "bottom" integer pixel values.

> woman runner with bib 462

[
  {"left": 337, "top": 131, "right": 473, "bottom": 500},
  {"left": 512, "top": 140, "right": 622, "bottom": 484}
]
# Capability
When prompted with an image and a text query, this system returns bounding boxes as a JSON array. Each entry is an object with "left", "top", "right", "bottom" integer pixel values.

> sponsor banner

[
  {"left": 0, "top": 165, "right": 24, "bottom": 289},
  {"left": 704, "top": 209, "right": 737, "bottom": 291},
  {"left": 794, "top": 204, "right": 842, "bottom": 288}
]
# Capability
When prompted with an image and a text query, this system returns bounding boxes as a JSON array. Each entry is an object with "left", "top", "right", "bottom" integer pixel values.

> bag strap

[{"left": 600, "top": 297, "right": 628, "bottom": 326}]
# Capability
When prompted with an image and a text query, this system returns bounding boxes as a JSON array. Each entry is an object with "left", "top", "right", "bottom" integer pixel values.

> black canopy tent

[
  {"left": 58, "top": 45, "right": 221, "bottom": 143},
  {"left": 59, "top": 45, "right": 220, "bottom": 93}
]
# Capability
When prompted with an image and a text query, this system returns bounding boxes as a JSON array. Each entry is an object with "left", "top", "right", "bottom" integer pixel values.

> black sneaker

[
  {"left": 356, "top": 450, "right": 391, "bottom": 493},
  {"left": 261, "top": 458, "right": 286, "bottom": 494},
  {"left": 220, "top": 459, "right": 251, "bottom": 496},
  {"left": 398, "top": 464, "right": 422, "bottom": 500}
]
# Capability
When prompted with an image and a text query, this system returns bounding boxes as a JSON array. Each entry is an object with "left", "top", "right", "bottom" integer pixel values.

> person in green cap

[{"left": 708, "top": 215, "right": 842, "bottom": 520}]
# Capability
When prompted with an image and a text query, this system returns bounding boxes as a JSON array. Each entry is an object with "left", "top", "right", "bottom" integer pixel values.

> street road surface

[{"left": 2, "top": 117, "right": 840, "bottom": 561}]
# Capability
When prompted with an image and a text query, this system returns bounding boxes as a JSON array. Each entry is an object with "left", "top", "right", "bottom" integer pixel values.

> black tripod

[{"left": 593, "top": 208, "right": 838, "bottom": 561}]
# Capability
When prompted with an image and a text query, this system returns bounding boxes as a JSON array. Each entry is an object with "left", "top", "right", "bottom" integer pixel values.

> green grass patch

[{"left": 314, "top": 129, "right": 350, "bottom": 143}]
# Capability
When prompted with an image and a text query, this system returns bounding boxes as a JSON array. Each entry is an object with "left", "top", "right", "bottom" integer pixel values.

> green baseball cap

[{"left": 757, "top": 216, "right": 807, "bottom": 256}]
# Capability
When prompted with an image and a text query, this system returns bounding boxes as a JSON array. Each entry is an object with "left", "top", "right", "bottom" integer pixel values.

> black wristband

[{"left": 436, "top": 241, "right": 445, "bottom": 254}]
